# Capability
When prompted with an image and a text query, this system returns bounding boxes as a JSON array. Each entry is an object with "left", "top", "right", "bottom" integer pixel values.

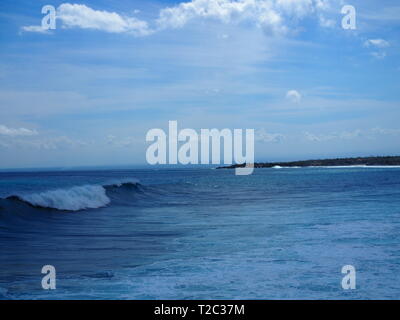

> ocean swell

[
  {"left": 3, "top": 179, "right": 141, "bottom": 212},
  {"left": 18, "top": 185, "right": 110, "bottom": 211}
]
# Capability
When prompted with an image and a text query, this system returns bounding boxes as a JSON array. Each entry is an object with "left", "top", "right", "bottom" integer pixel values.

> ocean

[{"left": 0, "top": 167, "right": 399, "bottom": 299}]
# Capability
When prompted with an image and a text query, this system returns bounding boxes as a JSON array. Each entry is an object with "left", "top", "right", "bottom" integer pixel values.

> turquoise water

[{"left": 0, "top": 167, "right": 399, "bottom": 299}]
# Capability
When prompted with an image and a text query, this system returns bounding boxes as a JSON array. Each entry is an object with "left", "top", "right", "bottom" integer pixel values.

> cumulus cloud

[
  {"left": 57, "top": 3, "right": 152, "bottom": 35},
  {"left": 364, "top": 39, "right": 390, "bottom": 48},
  {"left": 157, "top": 0, "right": 332, "bottom": 34},
  {"left": 286, "top": 89, "right": 301, "bottom": 103},
  {"left": 22, "top": 3, "right": 152, "bottom": 36},
  {"left": 157, "top": 0, "right": 284, "bottom": 34},
  {"left": 22, "top": 1, "right": 334, "bottom": 36},
  {"left": 0, "top": 125, "right": 38, "bottom": 137}
]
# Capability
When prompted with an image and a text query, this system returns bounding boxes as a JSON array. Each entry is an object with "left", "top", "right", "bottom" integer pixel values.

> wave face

[
  {"left": 3, "top": 179, "right": 141, "bottom": 212},
  {"left": 18, "top": 185, "right": 110, "bottom": 211}
]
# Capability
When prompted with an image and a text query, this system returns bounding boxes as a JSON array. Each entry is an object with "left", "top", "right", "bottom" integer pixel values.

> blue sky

[{"left": 0, "top": 0, "right": 399, "bottom": 168}]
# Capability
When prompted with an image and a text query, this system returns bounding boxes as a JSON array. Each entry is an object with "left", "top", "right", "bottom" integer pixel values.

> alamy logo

[
  {"left": 341, "top": 265, "right": 356, "bottom": 290},
  {"left": 341, "top": 5, "right": 356, "bottom": 30},
  {"left": 146, "top": 121, "right": 255, "bottom": 175},
  {"left": 41, "top": 5, "right": 56, "bottom": 30},
  {"left": 41, "top": 265, "right": 56, "bottom": 290}
]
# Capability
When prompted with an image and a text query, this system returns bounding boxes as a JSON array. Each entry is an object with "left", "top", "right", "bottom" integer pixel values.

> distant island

[{"left": 217, "top": 156, "right": 400, "bottom": 169}]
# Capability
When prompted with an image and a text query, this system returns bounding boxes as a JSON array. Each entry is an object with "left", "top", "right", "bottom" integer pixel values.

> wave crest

[
  {"left": 17, "top": 185, "right": 110, "bottom": 211},
  {"left": 4, "top": 179, "right": 141, "bottom": 212}
]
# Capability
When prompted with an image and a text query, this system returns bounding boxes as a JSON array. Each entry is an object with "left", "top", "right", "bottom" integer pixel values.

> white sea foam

[
  {"left": 313, "top": 165, "right": 400, "bottom": 168},
  {"left": 21, "top": 185, "right": 111, "bottom": 211},
  {"left": 272, "top": 166, "right": 301, "bottom": 168},
  {"left": 268, "top": 165, "right": 400, "bottom": 169}
]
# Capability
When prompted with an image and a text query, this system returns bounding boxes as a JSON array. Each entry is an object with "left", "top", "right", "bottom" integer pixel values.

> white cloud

[
  {"left": 370, "top": 51, "right": 387, "bottom": 59},
  {"left": 106, "top": 134, "right": 141, "bottom": 147},
  {"left": 157, "top": 0, "right": 331, "bottom": 35},
  {"left": 372, "top": 127, "right": 400, "bottom": 136},
  {"left": 286, "top": 89, "right": 301, "bottom": 103},
  {"left": 0, "top": 125, "right": 38, "bottom": 137},
  {"left": 303, "top": 127, "right": 400, "bottom": 142},
  {"left": 318, "top": 14, "right": 335, "bottom": 28},
  {"left": 304, "top": 132, "right": 327, "bottom": 142},
  {"left": 363, "top": 39, "right": 390, "bottom": 59},
  {"left": 364, "top": 39, "right": 390, "bottom": 48},
  {"left": 340, "top": 130, "right": 363, "bottom": 140},
  {"left": 256, "top": 129, "right": 286, "bottom": 143},
  {"left": 22, "top": 1, "right": 334, "bottom": 37},
  {"left": 29, "top": 136, "right": 89, "bottom": 150},
  {"left": 0, "top": 124, "right": 90, "bottom": 150},
  {"left": 304, "top": 130, "right": 363, "bottom": 142},
  {"left": 157, "top": 0, "right": 284, "bottom": 34},
  {"left": 0, "top": 134, "right": 89, "bottom": 150},
  {"left": 57, "top": 3, "right": 152, "bottom": 36},
  {"left": 20, "top": 3, "right": 152, "bottom": 36},
  {"left": 21, "top": 25, "right": 51, "bottom": 34}
]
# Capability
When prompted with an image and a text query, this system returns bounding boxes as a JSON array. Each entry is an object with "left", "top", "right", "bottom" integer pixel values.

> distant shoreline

[{"left": 217, "top": 156, "right": 400, "bottom": 169}]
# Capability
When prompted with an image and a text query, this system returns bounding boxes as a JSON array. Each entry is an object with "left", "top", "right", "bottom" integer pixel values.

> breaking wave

[{"left": 2, "top": 179, "right": 141, "bottom": 212}]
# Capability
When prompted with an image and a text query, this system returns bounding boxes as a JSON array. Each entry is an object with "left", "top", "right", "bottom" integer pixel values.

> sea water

[{"left": 0, "top": 167, "right": 399, "bottom": 299}]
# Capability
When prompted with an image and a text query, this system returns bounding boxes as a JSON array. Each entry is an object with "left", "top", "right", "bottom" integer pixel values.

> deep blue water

[{"left": 0, "top": 167, "right": 399, "bottom": 299}]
